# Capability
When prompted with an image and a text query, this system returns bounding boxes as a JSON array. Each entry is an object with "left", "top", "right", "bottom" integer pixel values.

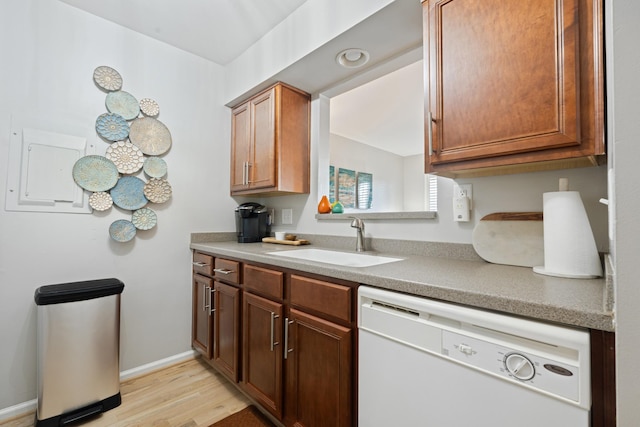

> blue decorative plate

[
  {"left": 109, "top": 219, "right": 136, "bottom": 242},
  {"left": 96, "top": 112, "right": 129, "bottom": 141},
  {"left": 110, "top": 176, "right": 148, "bottom": 210},
  {"left": 72, "top": 155, "right": 119, "bottom": 192},
  {"left": 106, "top": 91, "right": 140, "bottom": 120},
  {"left": 132, "top": 207, "right": 157, "bottom": 230},
  {"left": 143, "top": 157, "right": 167, "bottom": 178}
]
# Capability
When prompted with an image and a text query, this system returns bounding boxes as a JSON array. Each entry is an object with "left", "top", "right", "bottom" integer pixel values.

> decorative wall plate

[
  {"left": 109, "top": 219, "right": 136, "bottom": 242},
  {"left": 143, "top": 156, "right": 167, "bottom": 178},
  {"left": 93, "top": 66, "right": 123, "bottom": 91},
  {"left": 96, "top": 113, "right": 129, "bottom": 141},
  {"left": 106, "top": 141, "right": 144, "bottom": 174},
  {"left": 144, "top": 178, "right": 172, "bottom": 203},
  {"left": 72, "top": 155, "right": 119, "bottom": 192},
  {"left": 106, "top": 91, "right": 140, "bottom": 120},
  {"left": 132, "top": 207, "right": 157, "bottom": 230},
  {"left": 129, "top": 117, "right": 172, "bottom": 155},
  {"left": 139, "top": 98, "right": 160, "bottom": 117},
  {"left": 110, "top": 176, "right": 148, "bottom": 210},
  {"left": 89, "top": 191, "right": 113, "bottom": 211}
]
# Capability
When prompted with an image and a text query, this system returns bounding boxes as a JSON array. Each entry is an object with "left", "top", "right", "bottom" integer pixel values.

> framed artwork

[
  {"left": 338, "top": 168, "right": 356, "bottom": 208},
  {"left": 329, "top": 165, "right": 336, "bottom": 203}
]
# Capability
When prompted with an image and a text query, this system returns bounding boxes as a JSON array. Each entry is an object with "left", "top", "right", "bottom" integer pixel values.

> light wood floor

[{"left": 1, "top": 357, "right": 251, "bottom": 427}]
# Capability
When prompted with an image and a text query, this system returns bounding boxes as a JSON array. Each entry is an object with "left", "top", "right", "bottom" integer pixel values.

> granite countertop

[{"left": 190, "top": 233, "right": 615, "bottom": 332}]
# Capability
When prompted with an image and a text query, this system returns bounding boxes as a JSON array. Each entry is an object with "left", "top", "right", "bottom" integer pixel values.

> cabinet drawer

[
  {"left": 214, "top": 258, "right": 240, "bottom": 284},
  {"left": 193, "top": 252, "right": 214, "bottom": 276},
  {"left": 244, "top": 264, "right": 283, "bottom": 300},
  {"left": 290, "top": 275, "right": 352, "bottom": 323}
]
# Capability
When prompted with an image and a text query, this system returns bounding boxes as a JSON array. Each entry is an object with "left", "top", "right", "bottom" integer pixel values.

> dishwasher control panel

[{"left": 442, "top": 330, "right": 580, "bottom": 402}]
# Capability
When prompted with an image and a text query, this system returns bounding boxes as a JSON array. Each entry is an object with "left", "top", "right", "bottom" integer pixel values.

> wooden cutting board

[
  {"left": 472, "top": 212, "right": 544, "bottom": 267},
  {"left": 262, "top": 237, "right": 310, "bottom": 246}
]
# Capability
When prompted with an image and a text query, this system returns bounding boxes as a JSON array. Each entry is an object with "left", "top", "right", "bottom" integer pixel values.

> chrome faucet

[{"left": 350, "top": 217, "right": 366, "bottom": 252}]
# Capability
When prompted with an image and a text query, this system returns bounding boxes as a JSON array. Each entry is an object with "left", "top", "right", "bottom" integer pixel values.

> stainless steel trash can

[{"left": 34, "top": 278, "right": 124, "bottom": 427}]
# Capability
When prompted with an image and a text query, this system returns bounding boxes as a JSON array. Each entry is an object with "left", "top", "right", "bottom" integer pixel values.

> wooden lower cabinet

[
  {"left": 192, "top": 253, "right": 241, "bottom": 385},
  {"left": 192, "top": 274, "right": 213, "bottom": 359},
  {"left": 284, "top": 308, "right": 352, "bottom": 427},
  {"left": 242, "top": 291, "right": 284, "bottom": 419},
  {"left": 212, "top": 281, "right": 240, "bottom": 382},
  {"left": 193, "top": 253, "right": 357, "bottom": 426}
]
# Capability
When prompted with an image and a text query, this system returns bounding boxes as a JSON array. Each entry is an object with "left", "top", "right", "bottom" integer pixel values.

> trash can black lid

[{"left": 34, "top": 278, "right": 124, "bottom": 305}]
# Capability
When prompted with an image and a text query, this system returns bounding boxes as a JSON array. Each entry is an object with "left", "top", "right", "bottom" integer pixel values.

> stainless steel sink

[{"left": 267, "top": 248, "right": 402, "bottom": 267}]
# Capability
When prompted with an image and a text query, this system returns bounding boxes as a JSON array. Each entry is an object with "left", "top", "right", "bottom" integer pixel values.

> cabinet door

[
  {"left": 249, "top": 88, "right": 277, "bottom": 190},
  {"left": 424, "top": 0, "right": 603, "bottom": 175},
  {"left": 242, "top": 292, "right": 283, "bottom": 419},
  {"left": 192, "top": 274, "right": 213, "bottom": 359},
  {"left": 212, "top": 281, "right": 240, "bottom": 382},
  {"left": 284, "top": 308, "right": 352, "bottom": 427},
  {"left": 230, "top": 102, "right": 251, "bottom": 192}
]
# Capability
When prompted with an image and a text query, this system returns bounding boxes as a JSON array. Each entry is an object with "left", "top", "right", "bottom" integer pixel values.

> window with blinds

[
  {"left": 356, "top": 172, "right": 373, "bottom": 209},
  {"left": 426, "top": 174, "right": 438, "bottom": 211}
]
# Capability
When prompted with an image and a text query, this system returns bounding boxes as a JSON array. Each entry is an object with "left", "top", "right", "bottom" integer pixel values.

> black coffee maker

[{"left": 235, "top": 202, "right": 271, "bottom": 243}]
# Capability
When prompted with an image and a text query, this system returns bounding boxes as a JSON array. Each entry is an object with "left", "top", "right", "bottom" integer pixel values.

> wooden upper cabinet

[
  {"left": 423, "top": 0, "right": 604, "bottom": 177},
  {"left": 230, "top": 102, "right": 251, "bottom": 192},
  {"left": 230, "top": 82, "right": 310, "bottom": 195}
]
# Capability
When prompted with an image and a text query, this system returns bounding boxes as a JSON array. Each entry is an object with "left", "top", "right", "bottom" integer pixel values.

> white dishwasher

[{"left": 358, "top": 286, "right": 591, "bottom": 427}]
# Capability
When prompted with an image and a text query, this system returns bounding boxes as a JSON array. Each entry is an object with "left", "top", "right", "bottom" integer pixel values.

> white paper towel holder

[{"left": 533, "top": 178, "right": 603, "bottom": 279}]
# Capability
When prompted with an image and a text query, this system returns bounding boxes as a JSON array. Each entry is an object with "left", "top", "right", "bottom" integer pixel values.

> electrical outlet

[
  {"left": 454, "top": 184, "right": 473, "bottom": 209},
  {"left": 282, "top": 208, "right": 293, "bottom": 225},
  {"left": 452, "top": 184, "right": 472, "bottom": 222}
]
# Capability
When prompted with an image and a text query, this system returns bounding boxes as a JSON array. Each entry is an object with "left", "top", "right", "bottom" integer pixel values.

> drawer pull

[
  {"left": 214, "top": 268, "right": 234, "bottom": 275},
  {"left": 270, "top": 312, "right": 280, "bottom": 351},
  {"left": 284, "top": 318, "right": 294, "bottom": 360},
  {"left": 192, "top": 261, "right": 211, "bottom": 267}
]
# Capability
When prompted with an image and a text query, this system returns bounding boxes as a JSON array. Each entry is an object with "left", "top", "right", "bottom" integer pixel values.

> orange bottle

[{"left": 317, "top": 195, "right": 332, "bottom": 213}]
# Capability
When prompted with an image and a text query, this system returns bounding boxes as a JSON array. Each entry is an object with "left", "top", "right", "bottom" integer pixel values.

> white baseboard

[
  {"left": 0, "top": 399, "right": 37, "bottom": 423},
  {"left": 120, "top": 350, "right": 197, "bottom": 381},
  {"left": 0, "top": 350, "right": 197, "bottom": 423}
]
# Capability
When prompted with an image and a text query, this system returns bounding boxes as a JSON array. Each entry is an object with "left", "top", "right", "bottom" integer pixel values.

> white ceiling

[
  {"left": 59, "top": 0, "right": 310, "bottom": 65},
  {"left": 58, "top": 0, "right": 424, "bottom": 157}
]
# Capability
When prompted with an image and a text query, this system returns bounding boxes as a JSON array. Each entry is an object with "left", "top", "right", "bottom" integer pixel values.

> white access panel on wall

[{"left": 5, "top": 119, "right": 96, "bottom": 213}]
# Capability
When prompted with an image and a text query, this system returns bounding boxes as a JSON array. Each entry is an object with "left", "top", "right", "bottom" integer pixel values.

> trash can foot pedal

[
  {"left": 35, "top": 393, "right": 121, "bottom": 427},
  {"left": 60, "top": 403, "right": 102, "bottom": 425}
]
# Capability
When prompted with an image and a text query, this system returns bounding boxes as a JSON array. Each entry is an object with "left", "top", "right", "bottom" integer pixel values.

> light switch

[{"left": 282, "top": 208, "right": 293, "bottom": 225}]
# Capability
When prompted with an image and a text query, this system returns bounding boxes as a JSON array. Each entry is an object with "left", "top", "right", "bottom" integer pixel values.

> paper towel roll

[{"left": 533, "top": 191, "right": 603, "bottom": 278}]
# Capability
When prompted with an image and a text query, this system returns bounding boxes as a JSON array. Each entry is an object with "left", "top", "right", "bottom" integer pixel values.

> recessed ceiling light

[{"left": 336, "top": 48, "right": 370, "bottom": 68}]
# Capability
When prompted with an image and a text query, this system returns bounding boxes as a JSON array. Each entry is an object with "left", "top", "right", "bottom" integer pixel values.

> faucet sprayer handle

[{"left": 349, "top": 216, "right": 364, "bottom": 230}]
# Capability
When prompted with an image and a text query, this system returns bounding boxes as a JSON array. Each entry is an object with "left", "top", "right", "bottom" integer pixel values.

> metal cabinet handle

[
  {"left": 428, "top": 111, "right": 434, "bottom": 156},
  {"left": 242, "top": 161, "right": 254, "bottom": 185},
  {"left": 284, "top": 318, "right": 294, "bottom": 359},
  {"left": 192, "top": 261, "right": 211, "bottom": 267},
  {"left": 213, "top": 268, "right": 234, "bottom": 275},
  {"left": 242, "top": 161, "right": 246, "bottom": 185},
  {"left": 209, "top": 288, "right": 216, "bottom": 315},
  {"left": 270, "top": 312, "right": 280, "bottom": 351},
  {"left": 246, "top": 162, "right": 254, "bottom": 184},
  {"left": 203, "top": 286, "right": 211, "bottom": 312}
]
